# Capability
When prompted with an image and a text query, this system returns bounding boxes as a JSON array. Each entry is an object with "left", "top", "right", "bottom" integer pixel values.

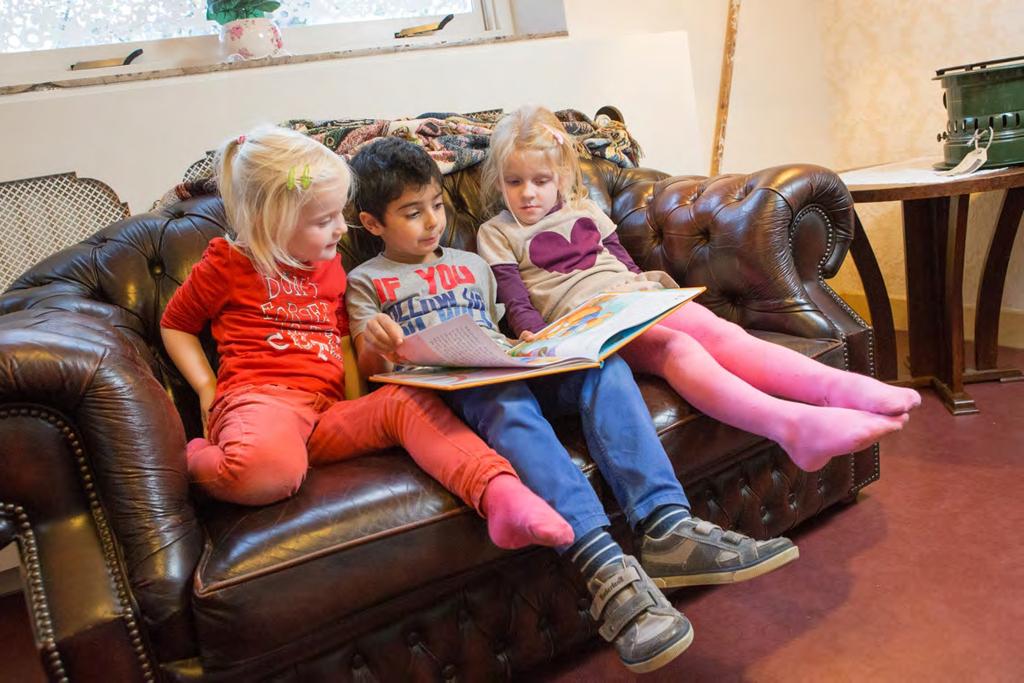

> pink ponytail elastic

[{"left": 541, "top": 124, "right": 564, "bottom": 145}]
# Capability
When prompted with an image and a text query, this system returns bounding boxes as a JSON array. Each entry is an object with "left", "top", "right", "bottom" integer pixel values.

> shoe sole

[
  {"left": 622, "top": 623, "right": 695, "bottom": 674},
  {"left": 651, "top": 545, "right": 800, "bottom": 588}
]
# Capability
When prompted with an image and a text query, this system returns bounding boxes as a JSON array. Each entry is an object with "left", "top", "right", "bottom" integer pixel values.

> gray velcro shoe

[
  {"left": 640, "top": 517, "right": 799, "bottom": 588},
  {"left": 587, "top": 555, "right": 694, "bottom": 673}
]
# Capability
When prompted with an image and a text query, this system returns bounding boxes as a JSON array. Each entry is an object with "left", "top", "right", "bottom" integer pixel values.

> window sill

[{"left": 0, "top": 30, "right": 566, "bottom": 97}]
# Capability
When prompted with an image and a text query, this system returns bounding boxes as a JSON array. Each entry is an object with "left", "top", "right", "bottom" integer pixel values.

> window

[
  {"left": 0, "top": 1, "right": 512, "bottom": 89},
  {"left": 1, "top": 1, "right": 476, "bottom": 53}
]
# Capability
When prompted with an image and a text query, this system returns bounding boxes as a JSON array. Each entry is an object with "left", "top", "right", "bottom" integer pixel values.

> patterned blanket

[{"left": 156, "top": 108, "right": 643, "bottom": 209}]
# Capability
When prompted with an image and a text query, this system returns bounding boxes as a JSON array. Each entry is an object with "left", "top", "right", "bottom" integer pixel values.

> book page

[
  {"left": 370, "top": 358, "right": 600, "bottom": 391},
  {"left": 396, "top": 314, "right": 538, "bottom": 368},
  {"left": 511, "top": 288, "right": 703, "bottom": 361}
]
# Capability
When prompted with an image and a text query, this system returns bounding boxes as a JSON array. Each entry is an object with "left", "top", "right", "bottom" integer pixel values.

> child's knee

[
  {"left": 680, "top": 304, "right": 742, "bottom": 342},
  {"left": 598, "top": 354, "right": 632, "bottom": 379},
  {"left": 663, "top": 331, "right": 703, "bottom": 358},
  {"left": 218, "top": 444, "right": 308, "bottom": 506}
]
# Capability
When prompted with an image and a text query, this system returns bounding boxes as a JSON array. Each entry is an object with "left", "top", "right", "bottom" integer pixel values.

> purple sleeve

[
  {"left": 602, "top": 231, "right": 642, "bottom": 274},
  {"left": 491, "top": 264, "right": 547, "bottom": 336}
]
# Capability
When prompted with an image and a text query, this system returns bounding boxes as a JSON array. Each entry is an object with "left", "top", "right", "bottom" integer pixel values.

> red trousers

[{"left": 187, "top": 383, "right": 515, "bottom": 508}]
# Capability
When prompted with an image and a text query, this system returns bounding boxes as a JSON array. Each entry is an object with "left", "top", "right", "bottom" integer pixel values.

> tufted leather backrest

[
  {"left": 4, "top": 160, "right": 673, "bottom": 432},
  {"left": 339, "top": 157, "right": 676, "bottom": 267},
  {"left": 341, "top": 157, "right": 854, "bottom": 340},
  {"left": 4, "top": 157, "right": 856, "bottom": 421}
]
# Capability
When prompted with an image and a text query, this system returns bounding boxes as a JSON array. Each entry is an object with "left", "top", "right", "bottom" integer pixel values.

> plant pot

[{"left": 219, "top": 18, "right": 285, "bottom": 62}]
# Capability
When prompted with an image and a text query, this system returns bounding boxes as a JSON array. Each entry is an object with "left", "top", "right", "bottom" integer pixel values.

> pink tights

[{"left": 619, "top": 303, "right": 920, "bottom": 472}]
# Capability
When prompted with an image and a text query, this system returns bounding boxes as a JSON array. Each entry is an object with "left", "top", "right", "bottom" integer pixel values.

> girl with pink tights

[
  {"left": 477, "top": 106, "right": 920, "bottom": 472},
  {"left": 160, "top": 124, "right": 570, "bottom": 550}
]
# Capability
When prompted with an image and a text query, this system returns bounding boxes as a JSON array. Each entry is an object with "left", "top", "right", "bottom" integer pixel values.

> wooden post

[{"left": 710, "top": 0, "right": 742, "bottom": 176}]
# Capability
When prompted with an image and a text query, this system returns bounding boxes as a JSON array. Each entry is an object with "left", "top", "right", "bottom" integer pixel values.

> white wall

[
  {"left": 0, "top": 6, "right": 704, "bottom": 215},
  {"left": 0, "top": 1, "right": 833, "bottom": 217},
  {"left": 567, "top": 0, "right": 839, "bottom": 172},
  {"left": 724, "top": 1, "right": 836, "bottom": 171}
]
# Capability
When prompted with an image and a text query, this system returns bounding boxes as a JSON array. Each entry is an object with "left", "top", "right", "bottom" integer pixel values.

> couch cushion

[
  {"left": 191, "top": 448, "right": 510, "bottom": 669},
  {"left": 190, "top": 331, "right": 841, "bottom": 670}
]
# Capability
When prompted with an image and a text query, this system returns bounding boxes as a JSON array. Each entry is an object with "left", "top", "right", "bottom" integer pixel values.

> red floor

[
  {"left": 538, "top": 349, "right": 1024, "bottom": 682},
  {"left": 2, "top": 350, "right": 1022, "bottom": 682}
]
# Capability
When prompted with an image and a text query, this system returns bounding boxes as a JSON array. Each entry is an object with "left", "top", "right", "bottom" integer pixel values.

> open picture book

[{"left": 369, "top": 287, "right": 705, "bottom": 390}]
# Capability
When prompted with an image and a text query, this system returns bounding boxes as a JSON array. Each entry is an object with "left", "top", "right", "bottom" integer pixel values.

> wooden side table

[{"left": 841, "top": 159, "right": 1024, "bottom": 415}]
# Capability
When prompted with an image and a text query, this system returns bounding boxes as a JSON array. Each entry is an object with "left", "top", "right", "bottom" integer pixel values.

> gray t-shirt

[{"left": 346, "top": 248, "right": 509, "bottom": 346}]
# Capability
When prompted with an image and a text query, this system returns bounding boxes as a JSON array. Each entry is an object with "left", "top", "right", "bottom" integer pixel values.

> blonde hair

[
  {"left": 214, "top": 125, "right": 353, "bottom": 278},
  {"left": 481, "top": 106, "right": 587, "bottom": 214}
]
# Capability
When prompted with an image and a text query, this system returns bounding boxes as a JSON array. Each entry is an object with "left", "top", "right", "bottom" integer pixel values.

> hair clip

[
  {"left": 286, "top": 165, "right": 313, "bottom": 191},
  {"left": 542, "top": 124, "right": 564, "bottom": 145},
  {"left": 237, "top": 134, "right": 246, "bottom": 144}
]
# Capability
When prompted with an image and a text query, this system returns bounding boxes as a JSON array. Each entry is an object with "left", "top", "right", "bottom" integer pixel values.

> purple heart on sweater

[{"left": 529, "top": 217, "right": 602, "bottom": 273}]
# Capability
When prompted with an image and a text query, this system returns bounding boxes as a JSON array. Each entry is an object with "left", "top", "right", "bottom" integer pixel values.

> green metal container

[{"left": 935, "top": 55, "right": 1024, "bottom": 169}]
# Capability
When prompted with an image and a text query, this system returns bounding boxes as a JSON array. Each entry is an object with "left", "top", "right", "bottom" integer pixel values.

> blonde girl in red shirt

[{"left": 160, "top": 125, "right": 571, "bottom": 550}]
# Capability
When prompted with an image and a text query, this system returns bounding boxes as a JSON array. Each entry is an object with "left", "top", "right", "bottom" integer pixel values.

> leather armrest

[
  {"left": 643, "top": 164, "right": 860, "bottom": 340},
  {"left": 0, "top": 307, "right": 202, "bottom": 664}
]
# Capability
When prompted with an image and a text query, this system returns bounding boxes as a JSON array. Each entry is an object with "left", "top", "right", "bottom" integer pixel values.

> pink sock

[
  {"left": 776, "top": 408, "right": 908, "bottom": 472},
  {"left": 660, "top": 303, "right": 922, "bottom": 416},
  {"left": 482, "top": 474, "right": 574, "bottom": 550},
  {"left": 621, "top": 327, "right": 907, "bottom": 472}
]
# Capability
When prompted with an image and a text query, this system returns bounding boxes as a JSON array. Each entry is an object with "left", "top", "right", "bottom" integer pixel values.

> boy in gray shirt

[
  {"left": 345, "top": 137, "right": 797, "bottom": 675},
  {"left": 347, "top": 243, "right": 507, "bottom": 344}
]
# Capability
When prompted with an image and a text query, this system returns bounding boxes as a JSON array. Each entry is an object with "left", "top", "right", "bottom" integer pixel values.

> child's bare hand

[
  {"left": 518, "top": 330, "right": 539, "bottom": 343},
  {"left": 198, "top": 383, "right": 217, "bottom": 439},
  {"left": 364, "top": 314, "right": 406, "bottom": 363}
]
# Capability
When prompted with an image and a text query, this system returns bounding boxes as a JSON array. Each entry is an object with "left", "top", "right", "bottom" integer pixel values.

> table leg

[
  {"left": 939, "top": 194, "right": 978, "bottom": 413},
  {"left": 848, "top": 211, "right": 898, "bottom": 380},
  {"left": 973, "top": 186, "right": 1024, "bottom": 378},
  {"left": 903, "top": 196, "right": 978, "bottom": 415},
  {"left": 902, "top": 198, "right": 946, "bottom": 378}
]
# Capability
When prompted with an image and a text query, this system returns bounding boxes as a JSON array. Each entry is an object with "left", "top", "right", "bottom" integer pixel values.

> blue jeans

[{"left": 444, "top": 355, "right": 689, "bottom": 547}]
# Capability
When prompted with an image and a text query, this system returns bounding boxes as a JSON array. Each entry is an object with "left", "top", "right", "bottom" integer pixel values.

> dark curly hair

[{"left": 349, "top": 137, "right": 443, "bottom": 222}]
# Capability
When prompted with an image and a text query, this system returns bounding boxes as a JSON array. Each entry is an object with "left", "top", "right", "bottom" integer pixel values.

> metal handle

[
  {"left": 936, "top": 54, "right": 1024, "bottom": 76},
  {"left": 395, "top": 14, "right": 454, "bottom": 39},
  {"left": 70, "top": 48, "right": 143, "bottom": 71}
]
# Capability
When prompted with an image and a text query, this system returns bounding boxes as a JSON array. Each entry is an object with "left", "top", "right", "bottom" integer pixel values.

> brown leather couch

[{"left": 0, "top": 151, "right": 876, "bottom": 681}]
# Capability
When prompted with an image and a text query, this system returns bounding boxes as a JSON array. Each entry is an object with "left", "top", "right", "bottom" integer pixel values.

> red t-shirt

[{"left": 161, "top": 238, "right": 350, "bottom": 401}]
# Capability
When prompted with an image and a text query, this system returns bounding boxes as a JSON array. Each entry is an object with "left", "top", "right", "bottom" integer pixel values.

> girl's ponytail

[
  {"left": 214, "top": 136, "right": 242, "bottom": 231},
  {"left": 213, "top": 126, "right": 352, "bottom": 278}
]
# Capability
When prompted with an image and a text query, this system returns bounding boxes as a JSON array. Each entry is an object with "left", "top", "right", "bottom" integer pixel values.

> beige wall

[
  {"left": 819, "top": 0, "right": 1024, "bottom": 342},
  {"left": 724, "top": 1, "right": 836, "bottom": 171},
  {"left": 565, "top": 0, "right": 837, "bottom": 174},
  {"left": 679, "top": 0, "right": 1024, "bottom": 344}
]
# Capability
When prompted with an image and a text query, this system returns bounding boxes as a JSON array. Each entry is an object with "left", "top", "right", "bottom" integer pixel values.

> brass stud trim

[{"left": 1, "top": 405, "right": 156, "bottom": 681}]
